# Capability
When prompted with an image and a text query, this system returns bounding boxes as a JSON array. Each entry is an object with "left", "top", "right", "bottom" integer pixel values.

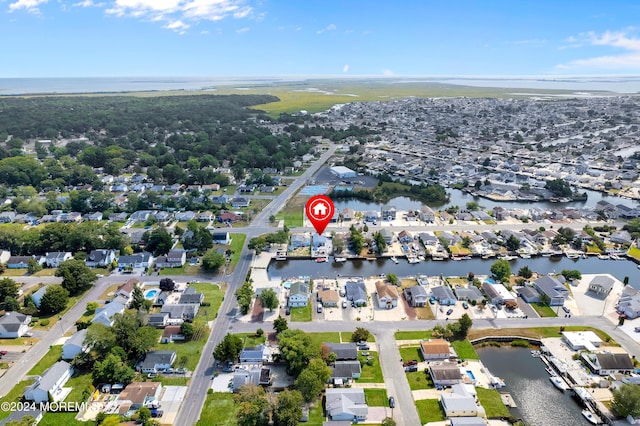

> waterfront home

[
  {"left": 375, "top": 281, "right": 398, "bottom": 309},
  {"left": 136, "top": 350, "right": 177, "bottom": 373},
  {"left": 441, "top": 383, "right": 481, "bottom": 417},
  {"left": 0, "top": 312, "right": 31, "bottom": 338},
  {"left": 288, "top": 281, "right": 310, "bottom": 307},
  {"left": 364, "top": 211, "right": 379, "bottom": 222},
  {"left": 381, "top": 205, "right": 397, "bottom": 221},
  {"left": 325, "top": 388, "right": 368, "bottom": 422},
  {"left": 345, "top": 280, "right": 367, "bottom": 306},
  {"left": 419, "top": 206, "right": 435, "bottom": 223},
  {"left": 617, "top": 286, "right": 640, "bottom": 319},
  {"left": 85, "top": 249, "right": 117, "bottom": 268},
  {"left": 62, "top": 329, "right": 88, "bottom": 360},
  {"left": 379, "top": 228, "right": 394, "bottom": 244},
  {"left": 331, "top": 360, "right": 362, "bottom": 384},
  {"left": 317, "top": 289, "right": 340, "bottom": 307},
  {"left": 517, "top": 286, "right": 541, "bottom": 303},
  {"left": 404, "top": 285, "right": 429, "bottom": 307},
  {"left": 420, "top": 339, "right": 457, "bottom": 361},
  {"left": 340, "top": 208, "right": 355, "bottom": 222},
  {"left": 454, "top": 286, "right": 485, "bottom": 303},
  {"left": 582, "top": 352, "right": 634, "bottom": 376},
  {"left": 587, "top": 275, "right": 614, "bottom": 298},
  {"left": 482, "top": 281, "right": 516, "bottom": 305},
  {"left": 429, "top": 361, "right": 463, "bottom": 386},
  {"left": 431, "top": 285, "right": 457, "bottom": 306},
  {"left": 533, "top": 275, "right": 569, "bottom": 306},
  {"left": 325, "top": 343, "right": 358, "bottom": 361},
  {"left": 562, "top": 331, "right": 602, "bottom": 351},
  {"left": 24, "top": 361, "right": 73, "bottom": 403},
  {"left": 290, "top": 233, "right": 311, "bottom": 249}
]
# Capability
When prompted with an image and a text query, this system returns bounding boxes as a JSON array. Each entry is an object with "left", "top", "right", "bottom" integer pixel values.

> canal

[{"left": 477, "top": 346, "right": 591, "bottom": 426}]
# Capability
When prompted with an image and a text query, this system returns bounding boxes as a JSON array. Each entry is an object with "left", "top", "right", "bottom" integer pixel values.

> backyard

[
  {"left": 406, "top": 370, "right": 434, "bottom": 390},
  {"left": 197, "top": 392, "right": 238, "bottom": 426},
  {"left": 415, "top": 399, "right": 445, "bottom": 424},
  {"left": 358, "top": 351, "right": 384, "bottom": 383},
  {"left": 476, "top": 387, "right": 510, "bottom": 418},
  {"left": 451, "top": 340, "right": 480, "bottom": 360}
]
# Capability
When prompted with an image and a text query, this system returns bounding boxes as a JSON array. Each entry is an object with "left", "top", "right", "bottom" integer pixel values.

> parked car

[
  {"left": 285, "top": 306, "right": 291, "bottom": 315},
  {"left": 562, "top": 306, "right": 570, "bottom": 313},
  {"left": 176, "top": 367, "right": 186, "bottom": 374},
  {"left": 358, "top": 344, "right": 370, "bottom": 351},
  {"left": 342, "top": 300, "right": 347, "bottom": 309},
  {"left": 147, "top": 373, "right": 156, "bottom": 379},
  {"left": 446, "top": 309, "right": 453, "bottom": 316},
  {"left": 388, "top": 396, "right": 395, "bottom": 409},
  {"left": 429, "top": 297, "right": 436, "bottom": 305},
  {"left": 150, "top": 409, "right": 164, "bottom": 418},
  {"left": 405, "top": 365, "right": 418, "bottom": 372},
  {"left": 0, "top": 350, "right": 7, "bottom": 356},
  {"left": 462, "top": 302, "right": 469, "bottom": 309},
  {"left": 403, "top": 359, "right": 418, "bottom": 367},
  {"left": 23, "top": 332, "right": 33, "bottom": 337}
]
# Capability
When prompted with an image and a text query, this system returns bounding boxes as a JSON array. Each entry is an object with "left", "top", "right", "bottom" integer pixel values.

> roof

[
  {"left": 454, "top": 286, "right": 484, "bottom": 300},
  {"left": 64, "top": 328, "right": 87, "bottom": 349},
  {"left": 325, "top": 388, "right": 368, "bottom": 419},
  {"left": 179, "top": 292, "right": 204, "bottom": 304},
  {"left": 240, "top": 345, "right": 265, "bottom": 361},
  {"left": 289, "top": 281, "right": 309, "bottom": 297},
  {"left": 450, "top": 417, "right": 488, "bottom": 425},
  {"left": 162, "top": 325, "right": 182, "bottom": 339},
  {"left": 119, "top": 382, "right": 162, "bottom": 404},
  {"left": 420, "top": 339, "right": 451, "bottom": 355},
  {"left": 517, "top": 286, "right": 540, "bottom": 299},
  {"left": 94, "top": 301, "right": 125, "bottom": 319},
  {"left": 318, "top": 289, "right": 340, "bottom": 303},
  {"left": 375, "top": 281, "right": 398, "bottom": 300},
  {"left": 345, "top": 280, "right": 367, "bottom": 302},
  {"left": 430, "top": 363, "right": 463, "bottom": 381},
  {"left": 595, "top": 353, "right": 634, "bottom": 370},
  {"left": 140, "top": 351, "right": 176, "bottom": 369},
  {"left": 589, "top": 275, "right": 615, "bottom": 292},
  {"left": 160, "top": 303, "right": 199, "bottom": 318},
  {"left": 405, "top": 285, "right": 428, "bottom": 298},
  {"left": 431, "top": 285, "right": 456, "bottom": 301},
  {"left": 325, "top": 343, "right": 358, "bottom": 360},
  {"left": 117, "top": 278, "right": 139, "bottom": 295},
  {"left": 331, "top": 360, "right": 361, "bottom": 378},
  {"left": 534, "top": 275, "right": 568, "bottom": 299},
  {"left": 0, "top": 312, "right": 30, "bottom": 332},
  {"left": 35, "top": 361, "right": 72, "bottom": 392},
  {"left": 441, "top": 392, "right": 478, "bottom": 413}
]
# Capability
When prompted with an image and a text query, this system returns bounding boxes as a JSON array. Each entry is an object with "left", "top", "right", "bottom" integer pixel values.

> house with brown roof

[
  {"left": 429, "top": 361, "right": 463, "bottom": 386},
  {"left": 160, "top": 325, "right": 185, "bottom": 343},
  {"left": 115, "top": 278, "right": 139, "bottom": 304},
  {"left": 375, "top": 281, "right": 398, "bottom": 309},
  {"left": 318, "top": 289, "right": 340, "bottom": 307},
  {"left": 118, "top": 382, "right": 163, "bottom": 414},
  {"left": 420, "top": 339, "right": 457, "bottom": 361}
]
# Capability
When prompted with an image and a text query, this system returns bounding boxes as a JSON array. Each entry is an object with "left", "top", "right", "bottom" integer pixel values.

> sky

[{"left": 2, "top": 0, "right": 640, "bottom": 78}]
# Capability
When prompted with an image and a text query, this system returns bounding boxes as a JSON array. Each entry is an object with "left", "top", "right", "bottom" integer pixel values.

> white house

[
  {"left": 0, "top": 313, "right": 31, "bottom": 338},
  {"left": 62, "top": 329, "right": 88, "bottom": 360},
  {"left": 137, "top": 350, "right": 177, "bottom": 373},
  {"left": 85, "top": 249, "right": 117, "bottom": 268},
  {"left": 44, "top": 252, "right": 72, "bottom": 268},
  {"left": 325, "top": 388, "right": 368, "bottom": 422},
  {"left": 375, "top": 281, "right": 398, "bottom": 309},
  {"left": 30, "top": 286, "right": 49, "bottom": 309},
  {"left": 441, "top": 384, "right": 482, "bottom": 418},
  {"left": 24, "top": 361, "right": 73, "bottom": 403},
  {"left": 91, "top": 302, "right": 125, "bottom": 327},
  {"left": 288, "top": 282, "right": 310, "bottom": 307}
]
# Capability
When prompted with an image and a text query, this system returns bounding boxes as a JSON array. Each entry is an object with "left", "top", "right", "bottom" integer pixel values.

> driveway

[{"left": 160, "top": 385, "right": 187, "bottom": 425}]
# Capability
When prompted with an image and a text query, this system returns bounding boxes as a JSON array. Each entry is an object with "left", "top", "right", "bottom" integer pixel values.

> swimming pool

[
  {"left": 144, "top": 289, "right": 158, "bottom": 299},
  {"left": 484, "top": 278, "right": 496, "bottom": 285},
  {"left": 466, "top": 370, "right": 476, "bottom": 380}
]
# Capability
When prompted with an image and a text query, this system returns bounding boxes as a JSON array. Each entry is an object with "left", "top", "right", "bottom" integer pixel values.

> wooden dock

[{"left": 500, "top": 393, "right": 518, "bottom": 408}]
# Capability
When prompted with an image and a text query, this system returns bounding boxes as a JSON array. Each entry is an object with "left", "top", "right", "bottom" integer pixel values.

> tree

[
  {"left": 213, "top": 333, "right": 243, "bottom": 362},
  {"left": 86, "top": 301, "right": 99, "bottom": 314},
  {"left": 27, "top": 258, "right": 42, "bottom": 275},
  {"left": 386, "top": 273, "right": 398, "bottom": 286},
  {"left": 278, "top": 329, "right": 316, "bottom": 375},
  {"left": 5, "top": 416, "right": 37, "bottom": 426},
  {"left": 505, "top": 234, "right": 520, "bottom": 251},
  {"left": 180, "top": 322, "right": 194, "bottom": 341},
  {"left": 236, "top": 280, "right": 254, "bottom": 315},
  {"left": 294, "top": 358, "right": 331, "bottom": 402},
  {"left": 248, "top": 237, "right": 267, "bottom": 254},
  {"left": 0, "top": 278, "right": 19, "bottom": 310},
  {"left": 111, "top": 310, "right": 159, "bottom": 360},
  {"left": 39, "top": 284, "right": 69, "bottom": 315},
  {"left": 373, "top": 231, "right": 386, "bottom": 254},
  {"left": 92, "top": 353, "right": 135, "bottom": 385},
  {"left": 130, "top": 285, "right": 148, "bottom": 311},
  {"left": 351, "top": 327, "right": 371, "bottom": 343},
  {"left": 490, "top": 259, "right": 511, "bottom": 283},
  {"left": 274, "top": 389, "right": 304, "bottom": 426},
  {"left": 159, "top": 278, "right": 175, "bottom": 291},
  {"left": 259, "top": 288, "right": 278, "bottom": 312},
  {"left": 56, "top": 259, "right": 96, "bottom": 296},
  {"left": 518, "top": 266, "right": 533, "bottom": 279},
  {"left": 142, "top": 227, "right": 173, "bottom": 256},
  {"left": 183, "top": 225, "right": 213, "bottom": 253},
  {"left": 273, "top": 316, "right": 288, "bottom": 334},
  {"left": 457, "top": 313, "right": 473, "bottom": 339},
  {"left": 202, "top": 250, "right": 225, "bottom": 272},
  {"left": 235, "top": 385, "right": 270, "bottom": 426},
  {"left": 134, "top": 407, "right": 151, "bottom": 424},
  {"left": 85, "top": 323, "right": 117, "bottom": 360},
  {"left": 612, "top": 383, "right": 640, "bottom": 417},
  {"left": 560, "top": 269, "right": 582, "bottom": 281}
]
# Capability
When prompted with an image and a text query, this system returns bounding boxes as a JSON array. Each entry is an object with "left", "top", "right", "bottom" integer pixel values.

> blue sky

[{"left": 2, "top": 0, "right": 640, "bottom": 77}]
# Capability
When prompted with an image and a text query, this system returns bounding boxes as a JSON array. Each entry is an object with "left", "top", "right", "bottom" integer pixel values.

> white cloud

[
  {"left": 316, "top": 23, "right": 336, "bottom": 34},
  {"left": 164, "top": 19, "right": 189, "bottom": 31},
  {"left": 73, "top": 0, "right": 105, "bottom": 7},
  {"left": 558, "top": 29, "right": 640, "bottom": 70},
  {"left": 507, "top": 38, "right": 547, "bottom": 46},
  {"left": 382, "top": 69, "right": 394, "bottom": 76},
  {"left": 343, "top": 64, "right": 349, "bottom": 73},
  {"left": 8, "top": 0, "right": 48, "bottom": 13},
  {"left": 236, "top": 26, "right": 249, "bottom": 33}
]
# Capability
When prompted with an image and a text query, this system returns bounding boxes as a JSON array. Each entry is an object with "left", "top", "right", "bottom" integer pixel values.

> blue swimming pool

[
  {"left": 466, "top": 370, "right": 476, "bottom": 380},
  {"left": 144, "top": 289, "right": 158, "bottom": 299},
  {"left": 484, "top": 278, "right": 495, "bottom": 285}
]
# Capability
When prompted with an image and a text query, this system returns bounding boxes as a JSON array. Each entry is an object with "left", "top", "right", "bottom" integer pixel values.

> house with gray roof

[
  {"left": 331, "top": 360, "right": 361, "bottom": 383},
  {"left": 160, "top": 303, "right": 199, "bottom": 320},
  {"left": 137, "top": 350, "right": 176, "bottom": 373},
  {"left": 325, "top": 343, "right": 358, "bottom": 361},
  {"left": 588, "top": 275, "right": 614, "bottom": 298},
  {"left": 345, "top": 280, "right": 367, "bottom": 306},
  {"left": 325, "top": 388, "right": 368, "bottom": 422},
  {"left": 429, "top": 361, "right": 463, "bottom": 386},
  {"left": 288, "top": 281, "right": 310, "bottom": 307},
  {"left": 44, "top": 251, "right": 72, "bottom": 268},
  {"left": 24, "top": 361, "right": 73, "bottom": 403},
  {"left": 454, "top": 286, "right": 485, "bottom": 303},
  {"left": 0, "top": 312, "right": 31, "bottom": 338},
  {"left": 431, "top": 285, "right": 457, "bottom": 306},
  {"left": 31, "top": 285, "right": 49, "bottom": 309},
  {"left": 179, "top": 287, "right": 204, "bottom": 304},
  {"left": 533, "top": 275, "right": 569, "bottom": 306},
  {"left": 92, "top": 301, "right": 125, "bottom": 327},
  {"left": 62, "top": 329, "right": 88, "bottom": 360},
  {"left": 404, "top": 285, "right": 428, "bottom": 307},
  {"left": 517, "top": 286, "right": 541, "bottom": 303},
  {"left": 148, "top": 313, "right": 169, "bottom": 328},
  {"left": 0, "top": 409, "right": 43, "bottom": 426},
  {"left": 618, "top": 286, "right": 640, "bottom": 319},
  {"left": 239, "top": 345, "right": 268, "bottom": 364},
  {"left": 117, "top": 251, "right": 154, "bottom": 269},
  {"left": 85, "top": 249, "right": 117, "bottom": 268},
  {"left": 231, "top": 365, "right": 271, "bottom": 392},
  {"left": 582, "top": 352, "right": 634, "bottom": 376}
]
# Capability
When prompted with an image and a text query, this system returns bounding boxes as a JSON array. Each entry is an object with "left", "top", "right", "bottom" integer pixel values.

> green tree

[
  {"left": 85, "top": 302, "right": 99, "bottom": 314},
  {"left": 92, "top": 353, "right": 135, "bottom": 385},
  {"left": 373, "top": 231, "right": 387, "bottom": 254},
  {"left": 506, "top": 234, "right": 520, "bottom": 251},
  {"left": 27, "top": 258, "right": 42, "bottom": 275},
  {"left": 180, "top": 322, "right": 194, "bottom": 341},
  {"left": 278, "top": 329, "right": 316, "bottom": 375},
  {"left": 457, "top": 313, "right": 473, "bottom": 339},
  {"left": 274, "top": 389, "right": 304, "bottom": 426},
  {"left": 518, "top": 266, "right": 533, "bottom": 279},
  {"left": 612, "top": 383, "right": 640, "bottom": 417},
  {"left": 55, "top": 259, "right": 96, "bottom": 296},
  {"left": 130, "top": 285, "right": 150, "bottom": 312},
  {"left": 111, "top": 310, "right": 159, "bottom": 360},
  {"left": 247, "top": 237, "right": 267, "bottom": 254},
  {"left": 236, "top": 384, "right": 270, "bottom": 426},
  {"left": 142, "top": 227, "right": 173, "bottom": 256},
  {"left": 202, "top": 250, "right": 225, "bottom": 272},
  {"left": 84, "top": 323, "right": 117, "bottom": 360},
  {"left": 351, "top": 327, "right": 371, "bottom": 343},
  {"left": 382, "top": 418, "right": 397, "bottom": 426},
  {"left": 386, "top": 273, "right": 398, "bottom": 286},
  {"left": 213, "top": 333, "right": 243, "bottom": 362},
  {"left": 236, "top": 280, "right": 254, "bottom": 315},
  {"left": 560, "top": 269, "right": 582, "bottom": 281},
  {"left": 183, "top": 225, "right": 214, "bottom": 253},
  {"left": 259, "top": 288, "right": 278, "bottom": 312},
  {"left": 133, "top": 407, "right": 151, "bottom": 424},
  {"left": 273, "top": 316, "right": 288, "bottom": 334},
  {"left": 0, "top": 278, "right": 19, "bottom": 309},
  {"left": 39, "top": 284, "right": 69, "bottom": 315},
  {"left": 490, "top": 259, "right": 511, "bottom": 283},
  {"left": 159, "top": 278, "right": 175, "bottom": 291},
  {"left": 295, "top": 358, "right": 331, "bottom": 402}
]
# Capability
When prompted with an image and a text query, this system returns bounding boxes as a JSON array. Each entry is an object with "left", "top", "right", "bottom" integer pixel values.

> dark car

[
  {"left": 562, "top": 306, "right": 570, "bottom": 313},
  {"left": 403, "top": 360, "right": 418, "bottom": 367},
  {"left": 462, "top": 302, "right": 469, "bottom": 309},
  {"left": 404, "top": 365, "right": 418, "bottom": 372},
  {"left": 358, "top": 344, "right": 370, "bottom": 351},
  {"left": 388, "top": 396, "right": 395, "bottom": 409},
  {"left": 285, "top": 306, "right": 291, "bottom": 315},
  {"left": 446, "top": 308, "right": 454, "bottom": 316},
  {"left": 0, "top": 350, "right": 7, "bottom": 356},
  {"left": 150, "top": 409, "right": 164, "bottom": 418}
]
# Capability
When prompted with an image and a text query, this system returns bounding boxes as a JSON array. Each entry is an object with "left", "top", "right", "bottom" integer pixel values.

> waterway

[
  {"left": 332, "top": 187, "right": 639, "bottom": 213},
  {"left": 268, "top": 256, "right": 640, "bottom": 290},
  {"left": 477, "top": 346, "right": 590, "bottom": 426}
]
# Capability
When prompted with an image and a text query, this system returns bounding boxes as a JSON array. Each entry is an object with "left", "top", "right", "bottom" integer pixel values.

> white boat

[
  {"left": 566, "top": 252, "right": 579, "bottom": 259},
  {"left": 520, "top": 253, "right": 531, "bottom": 259},
  {"left": 598, "top": 254, "right": 610, "bottom": 260},
  {"left": 549, "top": 376, "right": 569, "bottom": 392},
  {"left": 531, "top": 350, "right": 541, "bottom": 357},
  {"left": 582, "top": 409, "right": 602, "bottom": 425},
  {"left": 610, "top": 254, "right": 621, "bottom": 260},
  {"left": 334, "top": 257, "right": 347, "bottom": 263},
  {"left": 390, "top": 256, "right": 399, "bottom": 264},
  {"left": 408, "top": 257, "right": 421, "bottom": 264}
]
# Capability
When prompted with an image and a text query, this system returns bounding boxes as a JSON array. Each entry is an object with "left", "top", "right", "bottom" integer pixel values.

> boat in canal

[
  {"left": 390, "top": 256, "right": 399, "bottom": 264},
  {"left": 334, "top": 257, "right": 346, "bottom": 263},
  {"left": 550, "top": 376, "right": 569, "bottom": 392},
  {"left": 581, "top": 408, "right": 602, "bottom": 425}
]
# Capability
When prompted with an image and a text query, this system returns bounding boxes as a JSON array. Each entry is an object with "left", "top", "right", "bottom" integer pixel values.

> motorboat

[
  {"left": 549, "top": 376, "right": 569, "bottom": 392},
  {"left": 334, "top": 257, "right": 347, "bottom": 263},
  {"left": 581, "top": 409, "right": 602, "bottom": 425},
  {"left": 315, "top": 257, "right": 327, "bottom": 263},
  {"left": 390, "top": 256, "right": 399, "bottom": 264}
]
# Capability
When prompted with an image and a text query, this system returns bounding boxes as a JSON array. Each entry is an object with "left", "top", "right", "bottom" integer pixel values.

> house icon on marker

[{"left": 312, "top": 202, "right": 328, "bottom": 217}]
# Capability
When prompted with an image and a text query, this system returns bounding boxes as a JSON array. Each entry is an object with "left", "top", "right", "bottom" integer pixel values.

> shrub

[
  {"left": 39, "top": 319, "right": 50, "bottom": 326},
  {"left": 510, "top": 340, "right": 529, "bottom": 347}
]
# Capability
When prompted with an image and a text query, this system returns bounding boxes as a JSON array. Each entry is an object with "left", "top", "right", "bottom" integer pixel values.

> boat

[
  {"left": 541, "top": 252, "right": 552, "bottom": 257},
  {"left": 582, "top": 409, "right": 602, "bottom": 425},
  {"left": 390, "top": 256, "right": 399, "bottom": 264},
  {"left": 367, "top": 257, "right": 376, "bottom": 261},
  {"left": 520, "top": 253, "right": 531, "bottom": 259},
  {"left": 566, "top": 252, "right": 579, "bottom": 259},
  {"left": 610, "top": 253, "right": 621, "bottom": 260},
  {"left": 452, "top": 257, "right": 462, "bottom": 261},
  {"left": 531, "top": 350, "right": 541, "bottom": 357},
  {"left": 315, "top": 257, "right": 327, "bottom": 263},
  {"left": 460, "top": 256, "right": 472, "bottom": 260},
  {"left": 497, "top": 254, "right": 517, "bottom": 261},
  {"left": 545, "top": 367, "right": 555, "bottom": 375},
  {"left": 432, "top": 256, "right": 444, "bottom": 261},
  {"left": 408, "top": 257, "right": 421, "bottom": 264},
  {"left": 598, "top": 254, "right": 610, "bottom": 260},
  {"left": 549, "top": 376, "right": 569, "bottom": 392},
  {"left": 334, "top": 257, "right": 347, "bottom": 263}
]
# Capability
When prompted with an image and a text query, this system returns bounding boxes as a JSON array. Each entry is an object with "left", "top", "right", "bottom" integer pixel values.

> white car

[
  {"left": 96, "top": 274, "right": 104, "bottom": 278},
  {"left": 23, "top": 332, "right": 33, "bottom": 337}
]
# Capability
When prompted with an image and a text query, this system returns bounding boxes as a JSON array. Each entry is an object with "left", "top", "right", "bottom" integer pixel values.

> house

[
  {"left": 482, "top": 282, "right": 516, "bottom": 305},
  {"left": 137, "top": 350, "right": 177, "bottom": 373},
  {"left": 454, "top": 286, "right": 485, "bottom": 303},
  {"left": 115, "top": 278, "right": 139, "bottom": 304},
  {"left": 109, "top": 212, "right": 129, "bottom": 222},
  {"left": 85, "top": 249, "right": 117, "bottom": 268},
  {"left": 420, "top": 339, "right": 456, "bottom": 361},
  {"left": 160, "top": 326, "right": 185, "bottom": 343},
  {"left": 156, "top": 250, "right": 186, "bottom": 268},
  {"left": 533, "top": 275, "right": 569, "bottom": 306},
  {"left": 398, "top": 230, "right": 413, "bottom": 244},
  {"left": 618, "top": 286, "right": 640, "bottom": 319},
  {"left": 212, "top": 231, "right": 231, "bottom": 245},
  {"left": 404, "top": 285, "right": 429, "bottom": 307},
  {"left": 331, "top": 360, "right": 362, "bottom": 383},
  {"left": 562, "top": 331, "right": 602, "bottom": 351},
  {"left": 44, "top": 252, "right": 72, "bottom": 268},
  {"left": 24, "top": 361, "right": 73, "bottom": 403},
  {"left": 290, "top": 233, "right": 311, "bottom": 249},
  {"left": 0, "top": 312, "right": 31, "bottom": 338},
  {"left": 0, "top": 409, "right": 43, "bottom": 426},
  {"left": 30, "top": 285, "right": 49, "bottom": 308},
  {"left": 340, "top": 208, "right": 355, "bottom": 222},
  {"left": 364, "top": 211, "right": 379, "bottom": 222},
  {"left": 231, "top": 365, "right": 271, "bottom": 392},
  {"left": 175, "top": 211, "right": 196, "bottom": 222},
  {"left": 588, "top": 275, "right": 614, "bottom": 297},
  {"left": 325, "top": 343, "right": 358, "bottom": 361},
  {"left": 0, "top": 212, "right": 16, "bottom": 223},
  {"left": 160, "top": 303, "right": 199, "bottom": 320},
  {"left": 179, "top": 288, "right": 204, "bottom": 304},
  {"left": 7, "top": 255, "right": 35, "bottom": 269},
  {"left": 211, "top": 194, "right": 229, "bottom": 205},
  {"left": 148, "top": 313, "right": 170, "bottom": 328},
  {"left": 381, "top": 205, "right": 397, "bottom": 221},
  {"left": 288, "top": 282, "right": 310, "bottom": 307},
  {"left": 317, "top": 289, "right": 340, "bottom": 307},
  {"left": 231, "top": 197, "right": 250, "bottom": 208},
  {"left": 375, "top": 281, "right": 398, "bottom": 309},
  {"left": 517, "top": 286, "right": 541, "bottom": 303},
  {"left": 379, "top": 228, "right": 394, "bottom": 244},
  {"left": 431, "top": 285, "right": 457, "bottom": 306},
  {"left": 117, "top": 382, "right": 162, "bottom": 413},
  {"left": 345, "top": 280, "right": 367, "bottom": 306},
  {"left": 117, "top": 251, "right": 154, "bottom": 269},
  {"left": 92, "top": 302, "right": 125, "bottom": 327},
  {"left": 325, "top": 388, "right": 368, "bottom": 422},
  {"left": 582, "top": 352, "right": 634, "bottom": 376},
  {"left": 62, "top": 329, "right": 88, "bottom": 360},
  {"left": 441, "top": 384, "right": 480, "bottom": 417},
  {"left": 429, "top": 361, "right": 463, "bottom": 387},
  {"left": 239, "top": 345, "right": 268, "bottom": 363},
  {"left": 419, "top": 206, "right": 435, "bottom": 223},
  {"left": 219, "top": 212, "right": 241, "bottom": 223}
]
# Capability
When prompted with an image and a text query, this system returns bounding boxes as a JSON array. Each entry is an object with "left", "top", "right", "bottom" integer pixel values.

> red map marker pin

[{"left": 305, "top": 195, "right": 335, "bottom": 235}]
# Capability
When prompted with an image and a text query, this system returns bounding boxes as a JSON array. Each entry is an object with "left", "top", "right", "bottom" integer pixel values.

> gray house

[
  {"left": 331, "top": 360, "right": 362, "bottom": 383},
  {"left": 325, "top": 388, "right": 368, "bottom": 422},
  {"left": 288, "top": 282, "right": 310, "bottom": 307},
  {"left": 345, "top": 280, "right": 368, "bottom": 306},
  {"left": 533, "top": 275, "right": 569, "bottom": 306},
  {"left": 431, "top": 285, "right": 457, "bottom": 306},
  {"left": 404, "top": 285, "right": 429, "bottom": 307}
]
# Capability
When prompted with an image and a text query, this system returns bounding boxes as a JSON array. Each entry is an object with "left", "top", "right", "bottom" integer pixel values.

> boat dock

[{"left": 500, "top": 393, "right": 517, "bottom": 408}]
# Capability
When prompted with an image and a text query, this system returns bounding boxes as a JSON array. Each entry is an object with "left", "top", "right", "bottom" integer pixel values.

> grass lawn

[
  {"left": 406, "top": 369, "right": 434, "bottom": 390},
  {"left": 236, "top": 332, "right": 267, "bottom": 347},
  {"left": 476, "top": 387, "right": 510, "bottom": 418},
  {"left": 154, "top": 376, "right": 190, "bottom": 386},
  {"left": 451, "top": 340, "right": 480, "bottom": 360},
  {"left": 159, "top": 340, "right": 204, "bottom": 372},
  {"left": 308, "top": 332, "right": 341, "bottom": 348},
  {"left": 191, "top": 282, "right": 225, "bottom": 321},
  {"left": 159, "top": 263, "right": 201, "bottom": 276},
  {"left": 531, "top": 302, "right": 558, "bottom": 317},
  {"left": 358, "top": 351, "right": 384, "bottom": 383},
  {"left": 468, "top": 326, "right": 615, "bottom": 343},
  {"left": 228, "top": 233, "right": 247, "bottom": 268},
  {"left": 414, "top": 306, "right": 435, "bottom": 320},
  {"left": 38, "top": 412, "right": 86, "bottom": 426},
  {"left": 1, "top": 269, "right": 26, "bottom": 277},
  {"left": 341, "top": 331, "right": 375, "bottom": 343},
  {"left": 398, "top": 346, "right": 422, "bottom": 362},
  {"left": 276, "top": 205, "right": 304, "bottom": 228},
  {"left": 307, "top": 401, "right": 325, "bottom": 426},
  {"left": 32, "top": 268, "right": 57, "bottom": 277},
  {"left": 0, "top": 337, "right": 38, "bottom": 345},
  {"left": 395, "top": 330, "right": 433, "bottom": 341},
  {"left": 197, "top": 392, "right": 238, "bottom": 426},
  {"left": 99, "top": 283, "right": 119, "bottom": 300},
  {"left": 31, "top": 290, "right": 88, "bottom": 331},
  {"left": 0, "top": 380, "right": 34, "bottom": 421},
  {"left": 415, "top": 399, "right": 445, "bottom": 424},
  {"left": 364, "top": 388, "right": 388, "bottom": 407},
  {"left": 28, "top": 345, "right": 62, "bottom": 375},
  {"left": 628, "top": 245, "right": 640, "bottom": 260},
  {"left": 290, "top": 304, "right": 312, "bottom": 322},
  {"left": 64, "top": 372, "right": 94, "bottom": 403}
]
